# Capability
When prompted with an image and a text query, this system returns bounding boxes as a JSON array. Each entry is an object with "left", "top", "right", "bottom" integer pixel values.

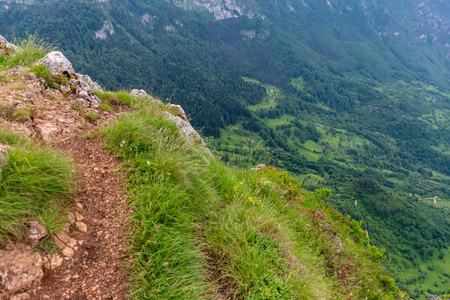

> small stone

[
  {"left": 50, "top": 254, "right": 64, "bottom": 270},
  {"left": 35, "top": 122, "right": 59, "bottom": 142},
  {"left": 26, "top": 221, "right": 48, "bottom": 246},
  {"left": 68, "top": 213, "right": 76, "bottom": 224},
  {"left": 75, "top": 212, "right": 84, "bottom": 221},
  {"left": 42, "top": 256, "right": 50, "bottom": 270},
  {"left": 76, "top": 222, "right": 88, "bottom": 233},
  {"left": 68, "top": 238, "right": 78, "bottom": 249},
  {"left": 54, "top": 232, "right": 71, "bottom": 249},
  {"left": 61, "top": 247, "right": 74, "bottom": 258},
  {"left": 60, "top": 84, "right": 71, "bottom": 94},
  {"left": 91, "top": 286, "right": 97, "bottom": 292}
]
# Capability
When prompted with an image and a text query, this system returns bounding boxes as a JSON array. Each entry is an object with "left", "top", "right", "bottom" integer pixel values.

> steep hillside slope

[
  {"left": 1, "top": 0, "right": 449, "bottom": 297},
  {"left": 0, "top": 36, "right": 412, "bottom": 299}
]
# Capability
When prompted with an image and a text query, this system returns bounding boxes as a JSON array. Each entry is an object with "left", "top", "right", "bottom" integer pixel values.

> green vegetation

[
  {"left": 11, "top": 107, "right": 32, "bottom": 120},
  {"left": 94, "top": 90, "right": 133, "bottom": 109},
  {"left": 30, "top": 64, "right": 69, "bottom": 90},
  {"left": 0, "top": 35, "right": 51, "bottom": 72},
  {"left": 101, "top": 94, "right": 406, "bottom": 299},
  {"left": 85, "top": 111, "right": 98, "bottom": 123},
  {"left": 0, "top": 131, "right": 74, "bottom": 243},
  {"left": 1, "top": 0, "right": 449, "bottom": 296}
]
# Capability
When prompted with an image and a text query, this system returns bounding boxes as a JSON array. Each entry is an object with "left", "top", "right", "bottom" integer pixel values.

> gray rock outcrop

[
  {"left": 0, "top": 35, "right": 20, "bottom": 57},
  {"left": 163, "top": 111, "right": 203, "bottom": 143},
  {"left": 130, "top": 89, "right": 148, "bottom": 98},
  {"left": 35, "top": 51, "right": 102, "bottom": 105},
  {"left": 251, "top": 164, "right": 266, "bottom": 171},
  {"left": 69, "top": 78, "right": 102, "bottom": 105},
  {"left": 35, "top": 51, "right": 75, "bottom": 75},
  {"left": 167, "top": 104, "right": 188, "bottom": 121},
  {"left": 130, "top": 89, "right": 209, "bottom": 147},
  {"left": 76, "top": 73, "right": 103, "bottom": 92},
  {"left": 130, "top": 89, "right": 162, "bottom": 104},
  {"left": 0, "top": 250, "right": 44, "bottom": 293}
]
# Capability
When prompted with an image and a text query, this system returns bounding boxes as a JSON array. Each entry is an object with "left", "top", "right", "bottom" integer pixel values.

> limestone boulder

[
  {"left": 75, "top": 73, "right": 103, "bottom": 92},
  {"left": 163, "top": 111, "right": 203, "bottom": 143},
  {"left": 0, "top": 250, "right": 44, "bottom": 293},
  {"left": 167, "top": 104, "right": 187, "bottom": 121},
  {"left": 35, "top": 52, "right": 102, "bottom": 104},
  {"left": 130, "top": 89, "right": 148, "bottom": 98},
  {"left": 35, "top": 51, "right": 75, "bottom": 75}
]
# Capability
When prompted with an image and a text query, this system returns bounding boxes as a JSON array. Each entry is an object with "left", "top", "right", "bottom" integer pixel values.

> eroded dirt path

[
  {"left": 0, "top": 67, "right": 133, "bottom": 299},
  {"left": 36, "top": 136, "right": 131, "bottom": 300}
]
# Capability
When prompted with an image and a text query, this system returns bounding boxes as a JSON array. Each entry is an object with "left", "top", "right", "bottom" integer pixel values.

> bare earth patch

[{"left": 34, "top": 136, "right": 131, "bottom": 300}]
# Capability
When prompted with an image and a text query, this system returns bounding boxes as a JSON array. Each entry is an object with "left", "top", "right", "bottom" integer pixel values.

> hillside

[
  {"left": 0, "top": 0, "right": 449, "bottom": 297},
  {"left": 0, "top": 36, "right": 416, "bottom": 299}
]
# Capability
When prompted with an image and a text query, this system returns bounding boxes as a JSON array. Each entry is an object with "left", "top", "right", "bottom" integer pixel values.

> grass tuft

[
  {"left": 30, "top": 64, "right": 69, "bottom": 89},
  {"left": 0, "top": 35, "right": 53, "bottom": 71},
  {"left": 0, "top": 130, "right": 74, "bottom": 243}
]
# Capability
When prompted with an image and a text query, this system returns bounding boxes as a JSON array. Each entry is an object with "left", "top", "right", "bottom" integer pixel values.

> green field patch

[
  {"left": 298, "top": 147, "right": 322, "bottom": 162},
  {"left": 291, "top": 76, "right": 305, "bottom": 91},
  {"left": 396, "top": 249, "right": 450, "bottom": 299},
  {"left": 247, "top": 97, "right": 277, "bottom": 111},
  {"left": 264, "top": 115, "right": 295, "bottom": 128},
  {"left": 213, "top": 125, "right": 263, "bottom": 152},
  {"left": 297, "top": 173, "right": 324, "bottom": 186},
  {"left": 244, "top": 77, "right": 284, "bottom": 111}
]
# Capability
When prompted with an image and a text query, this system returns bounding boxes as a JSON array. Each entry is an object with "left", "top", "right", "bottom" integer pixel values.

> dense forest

[{"left": 1, "top": 0, "right": 449, "bottom": 297}]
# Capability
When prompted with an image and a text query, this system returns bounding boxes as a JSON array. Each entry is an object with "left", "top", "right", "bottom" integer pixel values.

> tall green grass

[
  {"left": 0, "top": 131, "right": 74, "bottom": 242},
  {"left": 0, "top": 35, "right": 53, "bottom": 72},
  {"left": 101, "top": 93, "right": 406, "bottom": 299}
]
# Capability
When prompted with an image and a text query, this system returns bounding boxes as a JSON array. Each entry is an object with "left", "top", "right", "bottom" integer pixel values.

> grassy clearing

[
  {"left": 101, "top": 93, "right": 405, "bottom": 299},
  {"left": 0, "top": 130, "right": 74, "bottom": 244},
  {"left": 243, "top": 77, "right": 283, "bottom": 111},
  {"left": 291, "top": 76, "right": 305, "bottom": 91}
]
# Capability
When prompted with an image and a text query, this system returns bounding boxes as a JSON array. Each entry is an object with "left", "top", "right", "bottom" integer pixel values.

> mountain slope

[
  {"left": 0, "top": 36, "right": 409, "bottom": 299},
  {"left": 1, "top": 1, "right": 449, "bottom": 297}
]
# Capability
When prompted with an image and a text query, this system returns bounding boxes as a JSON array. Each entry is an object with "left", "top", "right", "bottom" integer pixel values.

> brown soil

[{"left": 34, "top": 136, "right": 131, "bottom": 300}]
